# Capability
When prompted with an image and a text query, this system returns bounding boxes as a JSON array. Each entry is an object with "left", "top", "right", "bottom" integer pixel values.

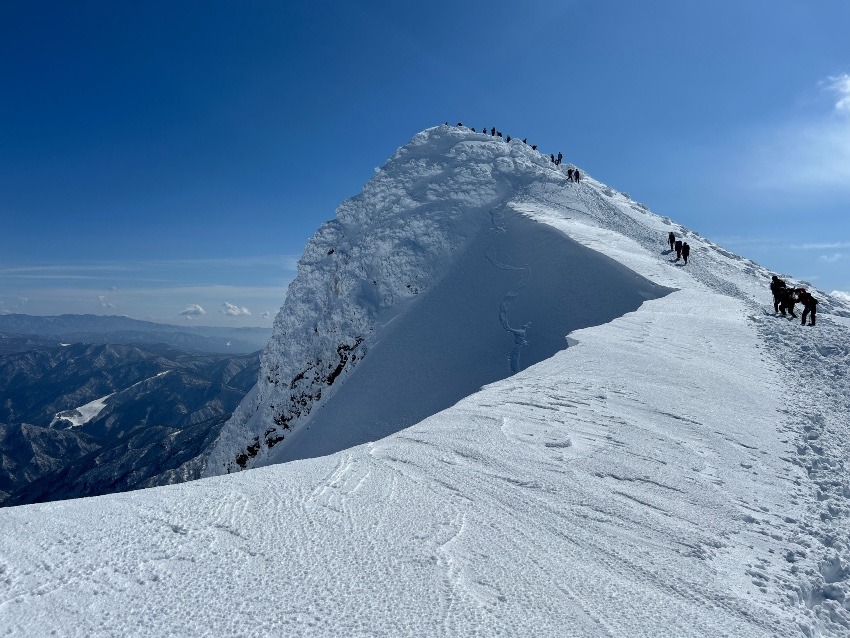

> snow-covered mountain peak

[
  {"left": 205, "top": 124, "right": 849, "bottom": 477},
  {"left": 5, "top": 125, "right": 850, "bottom": 636},
  {"left": 204, "top": 126, "right": 660, "bottom": 475}
]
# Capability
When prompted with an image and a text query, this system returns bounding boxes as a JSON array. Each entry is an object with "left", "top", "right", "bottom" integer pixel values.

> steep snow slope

[
  {"left": 205, "top": 127, "right": 672, "bottom": 474},
  {"left": 269, "top": 206, "right": 671, "bottom": 464},
  {"left": 1, "top": 126, "right": 849, "bottom": 637}
]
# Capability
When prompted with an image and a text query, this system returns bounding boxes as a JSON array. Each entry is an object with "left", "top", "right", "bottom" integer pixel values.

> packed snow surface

[{"left": 2, "top": 126, "right": 850, "bottom": 637}]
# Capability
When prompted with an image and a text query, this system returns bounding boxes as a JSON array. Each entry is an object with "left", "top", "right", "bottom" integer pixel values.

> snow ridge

[
  {"left": 204, "top": 131, "right": 850, "bottom": 634},
  {"left": 205, "top": 126, "right": 644, "bottom": 474},
  {"left": 517, "top": 173, "right": 850, "bottom": 635},
  {"left": 4, "top": 126, "right": 845, "bottom": 636}
]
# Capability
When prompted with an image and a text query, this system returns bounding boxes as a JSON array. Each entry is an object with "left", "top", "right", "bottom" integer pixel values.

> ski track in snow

[{"left": 1, "top": 126, "right": 849, "bottom": 637}]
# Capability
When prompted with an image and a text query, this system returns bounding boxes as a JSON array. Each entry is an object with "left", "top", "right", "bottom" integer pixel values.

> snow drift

[{"left": 2, "top": 125, "right": 850, "bottom": 637}]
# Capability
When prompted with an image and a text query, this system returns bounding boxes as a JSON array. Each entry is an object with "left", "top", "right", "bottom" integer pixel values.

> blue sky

[{"left": 2, "top": 0, "right": 849, "bottom": 326}]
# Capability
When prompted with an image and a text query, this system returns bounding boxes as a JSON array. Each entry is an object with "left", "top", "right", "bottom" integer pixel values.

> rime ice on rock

[{"left": 205, "top": 126, "right": 673, "bottom": 473}]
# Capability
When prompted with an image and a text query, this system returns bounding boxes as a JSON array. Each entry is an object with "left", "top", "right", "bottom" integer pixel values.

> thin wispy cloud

[
  {"left": 793, "top": 241, "right": 850, "bottom": 250},
  {"left": 819, "top": 253, "right": 844, "bottom": 263},
  {"left": 712, "top": 236, "right": 784, "bottom": 249},
  {"left": 2, "top": 255, "right": 291, "bottom": 323},
  {"left": 823, "top": 74, "right": 850, "bottom": 113},
  {"left": 0, "top": 255, "right": 299, "bottom": 279},
  {"left": 221, "top": 302, "right": 251, "bottom": 317},
  {"left": 23, "top": 284, "right": 286, "bottom": 302},
  {"left": 0, "top": 296, "right": 29, "bottom": 314},
  {"left": 739, "top": 75, "right": 850, "bottom": 196},
  {"left": 131, "top": 284, "right": 287, "bottom": 298},
  {"left": 259, "top": 311, "right": 272, "bottom": 319}
]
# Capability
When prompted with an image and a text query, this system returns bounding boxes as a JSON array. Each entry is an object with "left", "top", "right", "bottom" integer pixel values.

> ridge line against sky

[{"left": 1, "top": 0, "right": 848, "bottom": 326}]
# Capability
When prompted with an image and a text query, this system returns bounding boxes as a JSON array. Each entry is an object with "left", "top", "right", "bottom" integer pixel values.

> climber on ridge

[
  {"left": 770, "top": 275, "right": 787, "bottom": 314},
  {"left": 797, "top": 289, "right": 818, "bottom": 326}
]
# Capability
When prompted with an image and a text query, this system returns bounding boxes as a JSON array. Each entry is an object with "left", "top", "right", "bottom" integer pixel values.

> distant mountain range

[
  {"left": 0, "top": 313, "right": 271, "bottom": 354},
  {"left": 0, "top": 320, "right": 263, "bottom": 506}
]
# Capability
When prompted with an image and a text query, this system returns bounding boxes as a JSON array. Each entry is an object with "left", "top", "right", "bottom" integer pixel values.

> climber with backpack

[
  {"left": 770, "top": 276, "right": 787, "bottom": 314},
  {"left": 797, "top": 289, "right": 818, "bottom": 326},
  {"left": 779, "top": 287, "right": 798, "bottom": 318}
]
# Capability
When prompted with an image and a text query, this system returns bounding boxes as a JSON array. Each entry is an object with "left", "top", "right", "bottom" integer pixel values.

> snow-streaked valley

[
  {"left": 50, "top": 371, "right": 172, "bottom": 428},
  {"left": 1, "top": 126, "right": 849, "bottom": 636}
]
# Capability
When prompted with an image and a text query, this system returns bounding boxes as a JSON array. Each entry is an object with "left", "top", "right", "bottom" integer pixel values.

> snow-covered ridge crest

[
  {"left": 205, "top": 126, "right": 569, "bottom": 474},
  {"left": 6, "top": 126, "right": 850, "bottom": 636},
  {"left": 205, "top": 124, "right": 850, "bottom": 478}
]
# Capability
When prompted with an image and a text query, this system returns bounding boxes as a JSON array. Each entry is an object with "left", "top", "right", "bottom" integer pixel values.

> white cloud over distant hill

[
  {"left": 220, "top": 302, "right": 251, "bottom": 316},
  {"left": 180, "top": 304, "right": 206, "bottom": 316}
]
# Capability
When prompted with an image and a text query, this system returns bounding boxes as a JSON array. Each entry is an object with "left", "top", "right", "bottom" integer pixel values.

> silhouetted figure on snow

[
  {"left": 491, "top": 127, "right": 496, "bottom": 136},
  {"left": 674, "top": 239, "right": 683, "bottom": 261},
  {"left": 797, "top": 289, "right": 818, "bottom": 326},
  {"left": 497, "top": 131, "right": 502, "bottom": 138},
  {"left": 573, "top": 169, "right": 581, "bottom": 183},
  {"left": 557, "top": 152, "right": 563, "bottom": 166},
  {"left": 681, "top": 242, "right": 691, "bottom": 264},
  {"left": 770, "top": 275, "right": 787, "bottom": 313},
  {"left": 567, "top": 168, "right": 574, "bottom": 182},
  {"left": 550, "top": 154, "right": 556, "bottom": 163},
  {"left": 531, "top": 144, "right": 537, "bottom": 150},
  {"left": 522, "top": 138, "right": 527, "bottom": 144},
  {"left": 779, "top": 287, "right": 798, "bottom": 318},
  {"left": 668, "top": 231, "right": 676, "bottom": 251},
  {"left": 506, "top": 136, "right": 511, "bottom": 142}
]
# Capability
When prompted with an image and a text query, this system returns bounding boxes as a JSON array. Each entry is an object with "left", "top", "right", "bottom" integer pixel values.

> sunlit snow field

[{"left": 2, "top": 127, "right": 848, "bottom": 637}]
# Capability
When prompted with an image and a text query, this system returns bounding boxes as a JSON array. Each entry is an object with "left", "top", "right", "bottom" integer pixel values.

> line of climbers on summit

[
  {"left": 667, "top": 231, "right": 691, "bottom": 265},
  {"left": 770, "top": 275, "right": 818, "bottom": 327},
  {"left": 449, "top": 121, "right": 821, "bottom": 328},
  {"left": 450, "top": 123, "right": 820, "bottom": 328},
  {"left": 450, "top": 122, "right": 581, "bottom": 185}
]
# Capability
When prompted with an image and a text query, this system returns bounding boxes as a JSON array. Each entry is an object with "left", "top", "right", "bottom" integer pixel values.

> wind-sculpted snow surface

[{"left": 2, "top": 126, "right": 850, "bottom": 636}]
